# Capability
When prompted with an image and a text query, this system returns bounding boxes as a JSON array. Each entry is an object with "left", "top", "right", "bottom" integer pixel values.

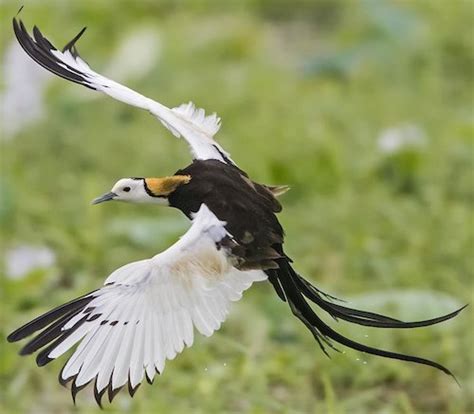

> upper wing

[
  {"left": 12, "top": 18, "right": 235, "bottom": 166},
  {"left": 7, "top": 204, "right": 266, "bottom": 406}
]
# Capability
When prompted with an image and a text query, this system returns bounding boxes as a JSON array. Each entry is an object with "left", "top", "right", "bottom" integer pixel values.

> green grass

[{"left": 1, "top": 1, "right": 473, "bottom": 413}]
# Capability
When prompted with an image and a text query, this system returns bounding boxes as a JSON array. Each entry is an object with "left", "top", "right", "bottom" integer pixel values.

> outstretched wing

[
  {"left": 7, "top": 204, "right": 266, "bottom": 406},
  {"left": 12, "top": 18, "right": 235, "bottom": 166}
]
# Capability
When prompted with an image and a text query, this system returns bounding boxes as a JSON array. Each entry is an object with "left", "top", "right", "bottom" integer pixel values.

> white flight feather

[
  {"left": 111, "top": 291, "right": 143, "bottom": 389},
  {"left": 128, "top": 301, "right": 147, "bottom": 390},
  {"left": 47, "top": 204, "right": 267, "bottom": 395},
  {"left": 48, "top": 44, "right": 233, "bottom": 164},
  {"left": 73, "top": 296, "right": 132, "bottom": 386},
  {"left": 74, "top": 324, "right": 113, "bottom": 387},
  {"left": 94, "top": 323, "right": 125, "bottom": 392},
  {"left": 144, "top": 310, "right": 156, "bottom": 383},
  {"left": 153, "top": 305, "right": 166, "bottom": 374},
  {"left": 49, "top": 321, "right": 93, "bottom": 360},
  {"left": 112, "top": 319, "right": 136, "bottom": 390}
]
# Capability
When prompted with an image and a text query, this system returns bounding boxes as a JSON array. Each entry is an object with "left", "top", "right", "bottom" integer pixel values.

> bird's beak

[{"left": 91, "top": 191, "right": 117, "bottom": 205}]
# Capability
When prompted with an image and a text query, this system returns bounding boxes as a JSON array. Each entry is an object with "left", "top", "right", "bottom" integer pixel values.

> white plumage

[
  {"left": 37, "top": 204, "right": 265, "bottom": 399},
  {"left": 43, "top": 38, "right": 233, "bottom": 164}
]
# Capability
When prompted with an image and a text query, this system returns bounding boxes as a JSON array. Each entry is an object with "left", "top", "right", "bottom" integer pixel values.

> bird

[{"left": 8, "top": 16, "right": 466, "bottom": 406}]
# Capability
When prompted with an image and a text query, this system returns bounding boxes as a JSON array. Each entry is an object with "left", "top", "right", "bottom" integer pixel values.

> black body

[
  {"left": 170, "top": 160, "right": 464, "bottom": 378},
  {"left": 170, "top": 160, "right": 284, "bottom": 267}
]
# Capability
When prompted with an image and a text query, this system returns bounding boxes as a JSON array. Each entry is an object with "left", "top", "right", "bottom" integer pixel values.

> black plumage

[
  {"left": 7, "top": 294, "right": 95, "bottom": 344},
  {"left": 171, "top": 160, "right": 285, "bottom": 269},
  {"left": 12, "top": 18, "right": 95, "bottom": 89},
  {"left": 169, "top": 159, "right": 464, "bottom": 379}
]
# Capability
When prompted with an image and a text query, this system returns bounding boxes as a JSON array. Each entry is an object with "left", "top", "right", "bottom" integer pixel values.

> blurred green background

[{"left": 1, "top": 0, "right": 473, "bottom": 413}]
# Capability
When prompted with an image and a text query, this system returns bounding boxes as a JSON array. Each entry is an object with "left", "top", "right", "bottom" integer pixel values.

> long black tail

[{"left": 267, "top": 260, "right": 466, "bottom": 380}]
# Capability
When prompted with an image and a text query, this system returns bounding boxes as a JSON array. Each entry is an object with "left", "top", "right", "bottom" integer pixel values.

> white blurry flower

[
  {"left": 377, "top": 124, "right": 427, "bottom": 154},
  {"left": 5, "top": 245, "right": 56, "bottom": 280},
  {"left": 106, "top": 27, "right": 161, "bottom": 81},
  {"left": 0, "top": 41, "right": 52, "bottom": 139}
]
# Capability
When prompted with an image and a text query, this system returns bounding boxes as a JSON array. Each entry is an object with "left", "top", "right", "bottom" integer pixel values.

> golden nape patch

[{"left": 145, "top": 175, "right": 191, "bottom": 196}]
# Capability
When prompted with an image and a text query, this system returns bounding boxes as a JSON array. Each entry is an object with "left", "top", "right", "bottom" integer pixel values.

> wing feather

[
  {"left": 94, "top": 323, "right": 124, "bottom": 393},
  {"left": 144, "top": 309, "right": 156, "bottom": 384},
  {"left": 129, "top": 304, "right": 147, "bottom": 390},
  {"left": 8, "top": 204, "right": 266, "bottom": 404},
  {"left": 153, "top": 307, "right": 166, "bottom": 373},
  {"left": 13, "top": 18, "right": 234, "bottom": 165},
  {"left": 74, "top": 324, "right": 112, "bottom": 387}
]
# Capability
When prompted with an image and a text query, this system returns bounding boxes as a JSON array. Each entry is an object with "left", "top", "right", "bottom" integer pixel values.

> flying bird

[{"left": 8, "top": 17, "right": 465, "bottom": 406}]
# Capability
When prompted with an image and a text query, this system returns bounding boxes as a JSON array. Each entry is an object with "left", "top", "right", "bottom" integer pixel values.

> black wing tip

[
  {"left": 16, "top": 5, "right": 24, "bottom": 17},
  {"left": 8, "top": 324, "right": 44, "bottom": 343},
  {"left": 7, "top": 293, "right": 95, "bottom": 339},
  {"left": 108, "top": 383, "right": 124, "bottom": 403},
  {"left": 36, "top": 352, "right": 53, "bottom": 367},
  {"left": 94, "top": 382, "right": 107, "bottom": 409},
  {"left": 93, "top": 377, "right": 142, "bottom": 407},
  {"left": 62, "top": 26, "right": 87, "bottom": 53},
  {"left": 7, "top": 331, "right": 22, "bottom": 343},
  {"left": 71, "top": 379, "right": 92, "bottom": 405},
  {"left": 12, "top": 15, "right": 21, "bottom": 34},
  {"left": 7, "top": 324, "right": 33, "bottom": 345},
  {"left": 19, "top": 346, "right": 33, "bottom": 356},
  {"left": 11, "top": 15, "right": 96, "bottom": 90},
  {"left": 145, "top": 369, "right": 158, "bottom": 384},
  {"left": 59, "top": 365, "right": 76, "bottom": 387},
  {"left": 128, "top": 381, "right": 141, "bottom": 398}
]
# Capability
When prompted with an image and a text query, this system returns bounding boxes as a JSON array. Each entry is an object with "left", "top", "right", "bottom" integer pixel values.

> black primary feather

[
  {"left": 36, "top": 315, "right": 89, "bottom": 367},
  {"left": 12, "top": 18, "right": 96, "bottom": 89},
  {"left": 19, "top": 307, "right": 86, "bottom": 355},
  {"left": 62, "top": 26, "right": 87, "bottom": 56},
  {"left": 8, "top": 294, "right": 95, "bottom": 342},
  {"left": 128, "top": 375, "right": 141, "bottom": 398}
]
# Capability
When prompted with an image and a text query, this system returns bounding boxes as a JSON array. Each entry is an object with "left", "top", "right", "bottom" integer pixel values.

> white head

[{"left": 92, "top": 176, "right": 191, "bottom": 205}]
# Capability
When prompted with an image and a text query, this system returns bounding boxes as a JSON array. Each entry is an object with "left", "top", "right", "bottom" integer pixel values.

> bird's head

[{"left": 92, "top": 175, "right": 191, "bottom": 205}]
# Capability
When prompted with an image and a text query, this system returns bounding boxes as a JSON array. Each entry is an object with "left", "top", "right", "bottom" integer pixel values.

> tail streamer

[{"left": 268, "top": 261, "right": 465, "bottom": 381}]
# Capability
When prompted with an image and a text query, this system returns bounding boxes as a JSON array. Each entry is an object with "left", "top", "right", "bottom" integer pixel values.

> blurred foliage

[{"left": 1, "top": 0, "right": 473, "bottom": 413}]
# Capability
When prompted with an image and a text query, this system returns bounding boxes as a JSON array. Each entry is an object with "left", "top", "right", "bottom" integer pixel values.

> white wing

[
  {"left": 7, "top": 204, "right": 266, "bottom": 405},
  {"left": 13, "top": 18, "right": 235, "bottom": 165}
]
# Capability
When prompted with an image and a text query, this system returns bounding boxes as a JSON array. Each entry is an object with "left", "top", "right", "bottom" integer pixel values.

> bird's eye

[{"left": 123, "top": 187, "right": 131, "bottom": 192}]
